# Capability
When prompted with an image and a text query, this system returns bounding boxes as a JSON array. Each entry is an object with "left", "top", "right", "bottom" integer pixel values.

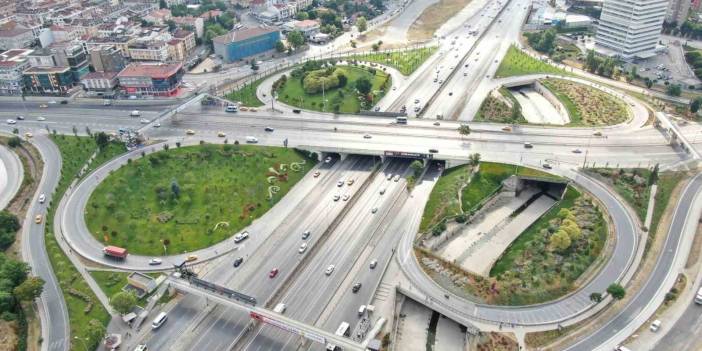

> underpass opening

[{"left": 383, "top": 151, "right": 434, "bottom": 167}]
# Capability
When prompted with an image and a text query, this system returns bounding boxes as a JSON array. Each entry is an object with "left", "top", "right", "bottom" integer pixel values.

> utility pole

[{"left": 322, "top": 79, "right": 326, "bottom": 112}]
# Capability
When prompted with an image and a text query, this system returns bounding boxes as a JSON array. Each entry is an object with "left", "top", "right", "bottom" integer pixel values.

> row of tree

[
  {"left": 0, "top": 253, "right": 44, "bottom": 322},
  {"left": 524, "top": 29, "right": 557, "bottom": 55}
]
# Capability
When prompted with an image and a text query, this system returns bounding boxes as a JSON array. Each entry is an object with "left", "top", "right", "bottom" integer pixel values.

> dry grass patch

[
  {"left": 407, "top": 0, "right": 473, "bottom": 41},
  {"left": 542, "top": 78, "right": 629, "bottom": 126}
]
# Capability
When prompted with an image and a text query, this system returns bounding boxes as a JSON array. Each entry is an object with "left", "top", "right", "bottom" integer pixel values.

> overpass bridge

[
  {"left": 655, "top": 111, "right": 701, "bottom": 160},
  {"left": 299, "top": 145, "right": 471, "bottom": 168},
  {"left": 166, "top": 275, "right": 366, "bottom": 351}
]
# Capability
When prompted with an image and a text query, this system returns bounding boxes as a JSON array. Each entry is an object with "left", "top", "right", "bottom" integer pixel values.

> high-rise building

[
  {"left": 666, "top": 0, "right": 690, "bottom": 25},
  {"left": 595, "top": 0, "right": 668, "bottom": 59}
]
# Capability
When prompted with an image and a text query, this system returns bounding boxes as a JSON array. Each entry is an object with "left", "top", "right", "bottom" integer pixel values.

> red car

[{"left": 269, "top": 268, "right": 279, "bottom": 278}]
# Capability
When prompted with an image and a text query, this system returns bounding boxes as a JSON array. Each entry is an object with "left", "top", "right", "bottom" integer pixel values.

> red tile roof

[{"left": 117, "top": 63, "right": 183, "bottom": 79}]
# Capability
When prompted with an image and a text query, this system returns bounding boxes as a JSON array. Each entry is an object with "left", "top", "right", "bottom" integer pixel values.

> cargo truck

[{"left": 103, "top": 246, "right": 128, "bottom": 259}]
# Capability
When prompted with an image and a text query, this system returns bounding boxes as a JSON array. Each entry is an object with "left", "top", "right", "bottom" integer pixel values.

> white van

[
  {"left": 245, "top": 136, "right": 258, "bottom": 143},
  {"left": 695, "top": 287, "right": 702, "bottom": 304},
  {"left": 225, "top": 104, "right": 238, "bottom": 113},
  {"left": 151, "top": 312, "right": 167, "bottom": 329},
  {"left": 273, "top": 303, "right": 286, "bottom": 314},
  {"left": 358, "top": 305, "right": 366, "bottom": 316},
  {"left": 130, "top": 110, "right": 140, "bottom": 117}
]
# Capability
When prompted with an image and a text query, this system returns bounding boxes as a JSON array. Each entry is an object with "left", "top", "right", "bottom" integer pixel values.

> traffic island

[{"left": 84, "top": 144, "right": 315, "bottom": 256}]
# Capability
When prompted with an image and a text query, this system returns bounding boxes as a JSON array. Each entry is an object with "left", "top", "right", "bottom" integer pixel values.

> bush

[{"left": 7, "top": 136, "right": 21, "bottom": 148}]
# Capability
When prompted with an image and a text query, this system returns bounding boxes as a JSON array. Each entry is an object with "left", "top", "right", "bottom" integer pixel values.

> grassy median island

[
  {"left": 46, "top": 134, "right": 127, "bottom": 351},
  {"left": 276, "top": 61, "right": 390, "bottom": 114},
  {"left": 224, "top": 76, "right": 266, "bottom": 107},
  {"left": 85, "top": 144, "right": 314, "bottom": 256},
  {"left": 346, "top": 46, "right": 437, "bottom": 75},
  {"left": 541, "top": 78, "right": 629, "bottom": 126},
  {"left": 495, "top": 45, "right": 565, "bottom": 78},
  {"left": 474, "top": 88, "right": 527, "bottom": 123}
]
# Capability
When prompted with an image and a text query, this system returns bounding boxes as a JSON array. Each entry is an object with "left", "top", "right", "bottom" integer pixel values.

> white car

[
  {"left": 325, "top": 156, "right": 332, "bottom": 163},
  {"left": 371, "top": 207, "right": 378, "bottom": 214},
  {"left": 325, "top": 264, "right": 335, "bottom": 275},
  {"left": 153, "top": 122, "right": 161, "bottom": 128},
  {"left": 16, "top": 115, "right": 25, "bottom": 120},
  {"left": 333, "top": 194, "right": 340, "bottom": 201},
  {"left": 6, "top": 119, "right": 16, "bottom": 124},
  {"left": 37, "top": 116, "right": 46, "bottom": 121},
  {"left": 342, "top": 194, "right": 350, "bottom": 201},
  {"left": 298, "top": 242, "right": 308, "bottom": 253},
  {"left": 650, "top": 320, "right": 661, "bottom": 332},
  {"left": 393, "top": 175, "right": 400, "bottom": 182},
  {"left": 234, "top": 231, "right": 249, "bottom": 243},
  {"left": 38, "top": 194, "right": 46, "bottom": 204},
  {"left": 149, "top": 258, "right": 162, "bottom": 265},
  {"left": 140, "top": 118, "right": 149, "bottom": 124},
  {"left": 337, "top": 180, "right": 344, "bottom": 187}
]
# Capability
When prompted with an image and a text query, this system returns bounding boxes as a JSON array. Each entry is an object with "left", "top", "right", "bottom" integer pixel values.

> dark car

[
  {"left": 264, "top": 127, "right": 274, "bottom": 132},
  {"left": 292, "top": 109, "right": 301, "bottom": 114},
  {"left": 352, "top": 283, "right": 362, "bottom": 293},
  {"left": 60, "top": 100, "right": 68, "bottom": 104},
  {"left": 542, "top": 163, "right": 552, "bottom": 169},
  {"left": 233, "top": 257, "right": 243, "bottom": 267},
  {"left": 429, "top": 149, "right": 439, "bottom": 153}
]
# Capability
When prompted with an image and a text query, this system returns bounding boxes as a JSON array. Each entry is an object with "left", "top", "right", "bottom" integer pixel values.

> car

[
  {"left": 414, "top": 99, "right": 420, "bottom": 104},
  {"left": 6, "top": 119, "right": 16, "bottom": 124},
  {"left": 149, "top": 258, "right": 162, "bottom": 265},
  {"left": 371, "top": 207, "right": 378, "bottom": 214},
  {"left": 234, "top": 231, "right": 249, "bottom": 243},
  {"left": 140, "top": 118, "right": 149, "bottom": 124},
  {"left": 352, "top": 283, "right": 362, "bottom": 293},
  {"left": 60, "top": 100, "right": 68, "bottom": 104},
  {"left": 249, "top": 108, "right": 258, "bottom": 112},
  {"left": 572, "top": 149, "right": 582, "bottom": 154},
  {"left": 185, "top": 255, "right": 198, "bottom": 262},
  {"left": 433, "top": 121, "right": 441, "bottom": 126},
  {"left": 393, "top": 175, "right": 400, "bottom": 182},
  {"left": 414, "top": 106, "right": 421, "bottom": 112},
  {"left": 273, "top": 303, "right": 286, "bottom": 314},
  {"left": 48, "top": 100, "right": 56, "bottom": 104},
  {"left": 153, "top": 122, "right": 161, "bottom": 128},
  {"left": 325, "top": 265, "right": 335, "bottom": 275},
  {"left": 502, "top": 126, "right": 512, "bottom": 132},
  {"left": 542, "top": 163, "right": 552, "bottom": 169},
  {"left": 464, "top": 72, "right": 468, "bottom": 76},
  {"left": 523, "top": 142, "right": 533, "bottom": 149},
  {"left": 434, "top": 78, "right": 438, "bottom": 83},
  {"left": 37, "top": 116, "right": 46, "bottom": 121},
  {"left": 264, "top": 127, "right": 274, "bottom": 132},
  {"left": 363, "top": 134, "right": 372, "bottom": 139},
  {"left": 24, "top": 132, "right": 33, "bottom": 138},
  {"left": 39, "top": 104, "right": 48, "bottom": 108},
  {"left": 34, "top": 215, "right": 42, "bottom": 224},
  {"left": 373, "top": 106, "right": 381, "bottom": 112},
  {"left": 593, "top": 131, "right": 603, "bottom": 136},
  {"left": 429, "top": 148, "right": 438, "bottom": 153},
  {"left": 325, "top": 156, "right": 332, "bottom": 163},
  {"left": 370, "top": 260, "right": 378, "bottom": 269},
  {"left": 379, "top": 188, "right": 386, "bottom": 195},
  {"left": 217, "top": 131, "right": 226, "bottom": 137},
  {"left": 614, "top": 346, "right": 632, "bottom": 351},
  {"left": 448, "top": 92, "right": 453, "bottom": 96},
  {"left": 302, "top": 230, "right": 311, "bottom": 240},
  {"left": 392, "top": 86, "right": 397, "bottom": 91},
  {"left": 347, "top": 179, "right": 355, "bottom": 186},
  {"left": 342, "top": 194, "right": 350, "bottom": 201},
  {"left": 103, "top": 100, "right": 112, "bottom": 106},
  {"left": 134, "top": 345, "right": 148, "bottom": 351},
  {"left": 38, "top": 194, "right": 45, "bottom": 203},
  {"left": 233, "top": 257, "right": 244, "bottom": 267},
  {"left": 269, "top": 268, "right": 279, "bottom": 278},
  {"left": 186, "top": 129, "right": 195, "bottom": 135},
  {"left": 16, "top": 115, "right": 25, "bottom": 120},
  {"left": 650, "top": 320, "right": 661, "bottom": 332},
  {"left": 333, "top": 194, "right": 341, "bottom": 201},
  {"left": 298, "top": 243, "right": 308, "bottom": 253},
  {"left": 337, "top": 180, "right": 344, "bottom": 187},
  {"left": 313, "top": 171, "right": 321, "bottom": 177},
  {"left": 386, "top": 174, "right": 393, "bottom": 180}
]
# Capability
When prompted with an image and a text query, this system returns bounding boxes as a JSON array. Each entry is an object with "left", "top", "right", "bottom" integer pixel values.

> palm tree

[{"left": 458, "top": 124, "right": 471, "bottom": 139}]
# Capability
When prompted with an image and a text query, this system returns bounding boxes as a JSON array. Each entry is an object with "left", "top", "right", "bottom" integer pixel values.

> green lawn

[
  {"left": 541, "top": 78, "right": 629, "bottom": 126},
  {"left": 646, "top": 172, "right": 687, "bottom": 255},
  {"left": 224, "top": 76, "right": 266, "bottom": 107},
  {"left": 495, "top": 45, "right": 565, "bottom": 78},
  {"left": 85, "top": 144, "right": 314, "bottom": 256},
  {"left": 46, "top": 135, "right": 127, "bottom": 351},
  {"left": 90, "top": 271, "right": 160, "bottom": 304},
  {"left": 345, "top": 46, "right": 438, "bottom": 75},
  {"left": 461, "top": 162, "right": 515, "bottom": 212},
  {"left": 277, "top": 65, "right": 390, "bottom": 114},
  {"left": 419, "top": 165, "right": 471, "bottom": 233},
  {"left": 587, "top": 168, "right": 652, "bottom": 222},
  {"left": 473, "top": 88, "right": 527, "bottom": 124}
]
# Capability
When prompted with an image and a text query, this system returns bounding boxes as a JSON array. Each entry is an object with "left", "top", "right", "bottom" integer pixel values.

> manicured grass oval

[{"left": 85, "top": 144, "right": 314, "bottom": 256}]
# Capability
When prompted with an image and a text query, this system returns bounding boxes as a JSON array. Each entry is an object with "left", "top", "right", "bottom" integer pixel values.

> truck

[
  {"left": 130, "top": 110, "right": 140, "bottom": 117},
  {"left": 103, "top": 246, "right": 128, "bottom": 259}
]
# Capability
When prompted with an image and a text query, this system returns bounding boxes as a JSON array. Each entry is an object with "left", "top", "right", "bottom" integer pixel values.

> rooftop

[
  {"left": 117, "top": 62, "right": 183, "bottom": 79},
  {"left": 24, "top": 66, "right": 71, "bottom": 74},
  {"left": 0, "top": 49, "right": 33, "bottom": 65},
  {"left": 0, "top": 26, "right": 31, "bottom": 38},
  {"left": 212, "top": 27, "right": 278, "bottom": 45},
  {"left": 173, "top": 29, "right": 193, "bottom": 39},
  {"left": 82, "top": 71, "right": 118, "bottom": 80}
]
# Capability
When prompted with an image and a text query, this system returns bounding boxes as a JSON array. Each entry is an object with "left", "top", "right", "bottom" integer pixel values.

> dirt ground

[
  {"left": 533, "top": 172, "right": 692, "bottom": 350},
  {"left": 407, "top": 0, "right": 473, "bottom": 41},
  {"left": 0, "top": 320, "right": 18, "bottom": 351},
  {"left": 472, "top": 332, "right": 518, "bottom": 351}
]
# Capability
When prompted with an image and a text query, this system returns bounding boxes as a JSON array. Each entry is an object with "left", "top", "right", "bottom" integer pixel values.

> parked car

[
  {"left": 264, "top": 127, "right": 274, "bottom": 132},
  {"left": 313, "top": 171, "right": 321, "bottom": 177},
  {"left": 333, "top": 194, "right": 341, "bottom": 201},
  {"left": 298, "top": 243, "right": 308, "bottom": 253},
  {"left": 34, "top": 215, "right": 42, "bottom": 224}
]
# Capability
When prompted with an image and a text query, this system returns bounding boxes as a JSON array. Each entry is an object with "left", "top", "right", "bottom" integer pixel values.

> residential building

[
  {"left": 172, "top": 16, "right": 204, "bottom": 38},
  {"left": 27, "top": 48, "right": 55, "bottom": 67},
  {"left": 117, "top": 62, "right": 184, "bottom": 96},
  {"left": 173, "top": 29, "right": 195, "bottom": 51},
  {"left": 167, "top": 38, "right": 187, "bottom": 61},
  {"left": 89, "top": 45, "right": 127, "bottom": 72},
  {"left": 282, "top": 19, "right": 320, "bottom": 38},
  {"left": 81, "top": 71, "right": 118, "bottom": 94},
  {"left": 48, "top": 41, "right": 90, "bottom": 80},
  {"left": 127, "top": 40, "right": 169, "bottom": 61},
  {"left": 23, "top": 66, "right": 77, "bottom": 94},
  {"left": 595, "top": 0, "right": 668, "bottom": 59},
  {"left": 165, "top": 0, "right": 186, "bottom": 6},
  {"left": 0, "top": 49, "right": 31, "bottom": 95},
  {"left": 49, "top": 24, "right": 81, "bottom": 43},
  {"left": 85, "top": 36, "right": 134, "bottom": 58},
  {"left": 199, "top": 10, "right": 222, "bottom": 20},
  {"left": 0, "top": 0, "right": 17, "bottom": 20},
  {"left": 666, "top": 0, "right": 690, "bottom": 25},
  {"left": 145, "top": 9, "right": 172, "bottom": 25},
  {"left": 213, "top": 27, "right": 280, "bottom": 63},
  {"left": 0, "top": 23, "right": 33, "bottom": 50}
]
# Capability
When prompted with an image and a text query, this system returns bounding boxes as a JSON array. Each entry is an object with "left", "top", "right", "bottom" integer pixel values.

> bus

[
  {"left": 335, "top": 321, "right": 350, "bottom": 337},
  {"left": 396, "top": 116, "right": 407, "bottom": 124}
]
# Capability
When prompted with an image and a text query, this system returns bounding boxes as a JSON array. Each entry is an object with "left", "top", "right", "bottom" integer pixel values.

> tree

[
  {"left": 287, "top": 30, "right": 305, "bottom": 49},
  {"left": 589, "top": 292, "right": 603, "bottom": 303},
  {"left": 110, "top": 291, "right": 137, "bottom": 315},
  {"left": 549, "top": 230, "right": 571, "bottom": 251},
  {"left": 667, "top": 84, "right": 682, "bottom": 96},
  {"left": 296, "top": 11, "right": 309, "bottom": 20},
  {"left": 410, "top": 160, "right": 424, "bottom": 177},
  {"left": 356, "top": 16, "right": 367, "bottom": 33},
  {"left": 13, "top": 276, "right": 44, "bottom": 302},
  {"left": 648, "top": 163, "right": 659, "bottom": 186},
  {"left": 561, "top": 223, "right": 582, "bottom": 241},
  {"left": 85, "top": 319, "right": 106, "bottom": 349},
  {"left": 645, "top": 77, "right": 653, "bottom": 89},
  {"left": 510, "top": 103, "right": 521, "bottom": 121},
  {"left": 159, "top": 0, "right": 167, "bottom": 9},
  {"left": 275, "top": 40, "right": 286, "bottom": 53},
  {"left": 607, "top": 283, "right": 626, "bottom": 300},
  {"left": 171, "top": 179, "right": 181, "bottom": 198},
  {"left": 691, "top": 97, "right": 702, "bottom": 113},
  {"left": 469, "top": 153, "right": 481, "bottom": 166},
  {"left": 458, "top": 124, "right": 471, "bottom": 137},
  {"left": 166, "top": 19, "right": 177, "bottom": 32},
  {"left": 95, "top": 132, "right": 109, "bottom": 150},
  {"left": 7, "top": 136, "right": 20, "bottom": 148},
  {"left": 355, "top": 77, "right": 372, "bottom": 95}
]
